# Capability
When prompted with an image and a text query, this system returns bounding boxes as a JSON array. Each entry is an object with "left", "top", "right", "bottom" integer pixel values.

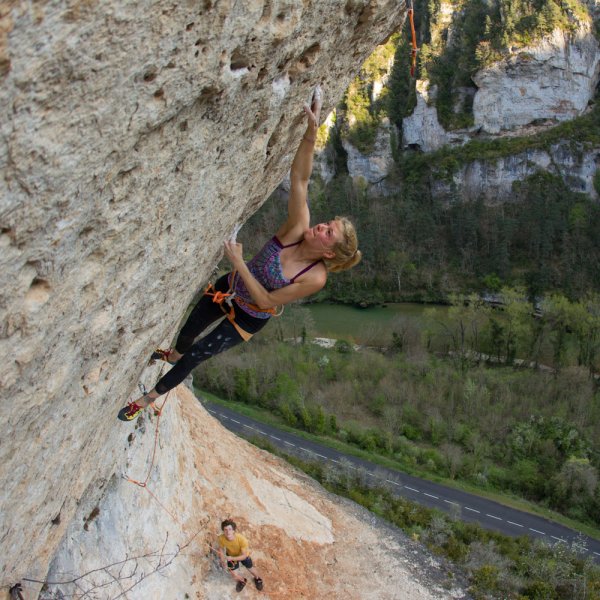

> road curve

[{"left": 202, "top": 398, "right": 600, "bottom": 563}]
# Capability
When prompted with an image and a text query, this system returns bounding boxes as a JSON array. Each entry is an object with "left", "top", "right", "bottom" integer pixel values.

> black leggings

[{"left": 154, "top": 275, "right": 269, "bottom": 395}]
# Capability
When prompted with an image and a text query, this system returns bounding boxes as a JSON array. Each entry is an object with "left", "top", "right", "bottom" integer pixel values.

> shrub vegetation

[
  {"left": 247, "top": 438, "right": 600, "bottom": 600},
  {"left": 196, "top": 294, "right": 600, "bottom": 529}
]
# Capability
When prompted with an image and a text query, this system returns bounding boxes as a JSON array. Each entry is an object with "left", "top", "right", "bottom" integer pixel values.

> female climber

[{"left": 118, "top": 86, "right": 361, "bottom": 421}]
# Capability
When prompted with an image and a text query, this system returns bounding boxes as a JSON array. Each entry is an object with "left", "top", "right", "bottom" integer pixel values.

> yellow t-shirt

[{"left": 218, "top": 532, "right": 250, "bottom": 558}]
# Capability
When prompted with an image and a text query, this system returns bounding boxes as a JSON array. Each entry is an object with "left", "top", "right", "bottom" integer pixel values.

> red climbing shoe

[
  {"left": 118, "top": 401, "right": 144, "bottom": 421},
  {"left": 236, "top": 578, "right": 247, "bottom": 593},
  {"left": 149, "top": 348, "right": 176, "bottom": 365}
]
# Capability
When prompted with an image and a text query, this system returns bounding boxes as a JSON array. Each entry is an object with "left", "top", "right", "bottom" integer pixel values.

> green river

[{"left": 304, "top": 303, "right": 449, "bottom": 344}]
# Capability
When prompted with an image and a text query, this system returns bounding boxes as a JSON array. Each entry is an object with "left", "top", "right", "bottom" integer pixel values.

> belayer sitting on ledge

[
  {"left": 215, "top": 519, "right": 263, "bottom": 593},
  {"left": 118, "top": 86, "right": 361, "bottom": 421}
]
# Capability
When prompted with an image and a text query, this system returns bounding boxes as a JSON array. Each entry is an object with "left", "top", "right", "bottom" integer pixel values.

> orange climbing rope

[
  {"left": 122, "top": 381, "right": 304, "bottom": 596},
  {"left": 125, "top": 268, "right": 281, "bottom": 502},
  {"left": 120, "top": 273, "right": 291, "bottom": 592},
  {"left": 123, "top": 387, "right": 185, "bottom": 523},
  {"left": 408, "top": 0, "right": 418, "bottom": 77}
]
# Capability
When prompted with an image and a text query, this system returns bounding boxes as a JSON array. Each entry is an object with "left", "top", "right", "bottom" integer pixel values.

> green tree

[
  {"left": 566, "top": 295, "right": 600, "bottom": 378},
  {"left": 542, "top": 294, "right": 572, "bottom": 372}
]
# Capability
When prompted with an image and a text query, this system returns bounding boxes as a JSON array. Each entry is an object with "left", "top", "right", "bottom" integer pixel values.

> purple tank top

[{"left": 229, "top": 236, "right": 321, "bottom": 319}]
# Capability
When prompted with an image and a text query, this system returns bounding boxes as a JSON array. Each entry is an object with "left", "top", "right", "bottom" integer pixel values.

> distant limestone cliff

[{"left": 317, "top": 0, "right": 600, "bottom": 200}]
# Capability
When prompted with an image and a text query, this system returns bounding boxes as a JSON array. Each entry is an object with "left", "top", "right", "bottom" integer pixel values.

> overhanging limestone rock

[{"left": 0, "top": 0, "right": 407, "bottom": 590}]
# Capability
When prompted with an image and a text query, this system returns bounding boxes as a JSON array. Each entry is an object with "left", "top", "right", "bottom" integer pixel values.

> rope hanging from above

[{"left": 408, "top": 0, "right": 418, "bottom": 77}]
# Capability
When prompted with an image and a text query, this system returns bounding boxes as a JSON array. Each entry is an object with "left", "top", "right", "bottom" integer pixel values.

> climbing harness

[
  {"left": 408, "top": 0, "right": 418, "bottom": 77},
  {"left": 203, "top": 270, "right": 283, "bottom": 342}
]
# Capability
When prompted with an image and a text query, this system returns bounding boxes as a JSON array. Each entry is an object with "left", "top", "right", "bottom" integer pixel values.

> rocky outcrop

[
  {"left": 0, "top": 1, "right": 409, "bottom": 593},
  {"left": 343, "top": 117, "right": 395, "bottom": 187},
  {"left": 473, "top": 24, "right": 600, "bottom": 134},
  {"left": 431, "top": 141, "right": 600, "bottom": 202},
  {"left": 39, "top": 385, "right": 465, "bottom": 599},
  {"left": 341, "top": 21, "right": 600, "bottom": 200},
  {"left": 402, "top": 80, "right": 470, "bottom": 152},
  {"left": 402, "top": 81, "right": 448, "bottom": 152}
]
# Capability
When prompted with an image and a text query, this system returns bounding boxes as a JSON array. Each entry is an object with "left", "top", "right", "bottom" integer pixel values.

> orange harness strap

[
  {"left": 232, "top": 295, "right": 282, "bottom": 317},
  {"left": 408, "top": 2, "right": 418, "bottom": 77},
  {"left": 203, "top": 271, "right": 280, "bottom": 342}
]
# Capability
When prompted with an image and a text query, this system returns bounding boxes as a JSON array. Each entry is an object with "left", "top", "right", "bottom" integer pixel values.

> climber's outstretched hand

[{"left": 303, "top": 84, "right": 323, "bottom": 128}]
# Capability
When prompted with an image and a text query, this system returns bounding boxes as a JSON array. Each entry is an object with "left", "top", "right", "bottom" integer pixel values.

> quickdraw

[{"left": 408, "top": 0, "right": 418, "bottom": 77}]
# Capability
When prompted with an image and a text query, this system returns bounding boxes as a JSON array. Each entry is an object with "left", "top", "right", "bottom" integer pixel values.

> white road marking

[
  {"left": 214, "top": 410, "right": 600, "bottom": 558},
  {"left": 507, "top": 521, "right": 524, "bottom": 528}
]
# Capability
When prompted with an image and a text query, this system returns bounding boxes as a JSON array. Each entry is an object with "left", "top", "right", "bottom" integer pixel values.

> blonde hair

[{"left": 324, "top": 216, "right": 362, "bottom": 273}]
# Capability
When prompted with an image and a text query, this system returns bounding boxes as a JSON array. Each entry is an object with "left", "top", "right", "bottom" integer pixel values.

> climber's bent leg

[
  {"left": 154, "top": 313, "right": 267, "bottom": 395},
  {"left": 118, "top": 298, "right": 268, "bottom": 421},
  {"left": 119, "top": 329, "right": 222, "bottom": 420},
  {"left": 174, "top": 274, "right": 232, "bottom": 354}
]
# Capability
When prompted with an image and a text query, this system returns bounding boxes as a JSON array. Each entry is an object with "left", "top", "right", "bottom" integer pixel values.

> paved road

[{"left": 202, "top": 399, "right": 600, "bottom": 563}]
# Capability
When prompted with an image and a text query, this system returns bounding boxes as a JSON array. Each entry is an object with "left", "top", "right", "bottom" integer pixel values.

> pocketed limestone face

[{"left": 0, "top": 0, "right": 406, "bottom": 589}]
